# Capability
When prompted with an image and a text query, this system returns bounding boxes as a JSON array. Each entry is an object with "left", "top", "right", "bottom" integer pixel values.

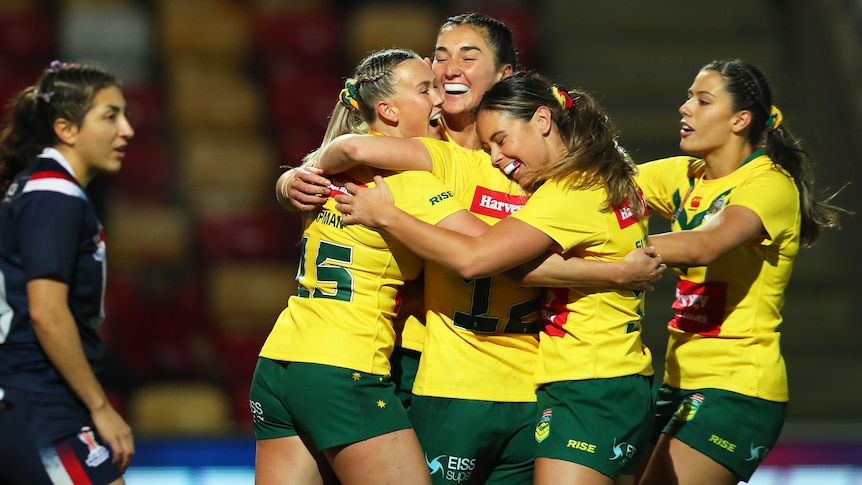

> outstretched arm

[
  {"left": 335, "top": 176, "right": 555, "bottom": 279},
  {"left": 514, "top": 247, "right": 666, "bottom": 291},
  {"left": 336, "top": 176, "right": 664, "bottom": 288},
  {"left": 651, "top": 205, "right": 764, "bottom": 266}
]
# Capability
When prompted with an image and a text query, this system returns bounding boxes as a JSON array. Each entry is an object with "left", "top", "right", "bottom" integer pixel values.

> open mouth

[
  {"left": 430, "top": 112, "right": 443, "bottom": 127},
  {"left": 444, "top": 83, "right": 469, "bottom": 95},
  {"left": 502, "top": 160, "right": 521, "bottom": 176}
]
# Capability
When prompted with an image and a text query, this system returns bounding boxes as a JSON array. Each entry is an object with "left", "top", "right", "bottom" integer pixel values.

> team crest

[
  {"left": 674, "top": 393, "right": 705, "bottom": 422},
  {"left": 703, "top": 196, "right": 728, "bottom": 223},
  {"left": 77, "top": 426, "right": 110, "bottom": 467},
  {"left": 535, "top": 408, "right": 552, "bottom": 442}
]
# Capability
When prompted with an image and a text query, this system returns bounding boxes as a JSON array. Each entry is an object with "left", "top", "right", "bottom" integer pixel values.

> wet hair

[
  {"left": 303, "top": 48, "right": 422, "bottom": 164},
  {"left": 478, "top": 71, "right": 644, "bottom": 217},
  {"left": 704, "top": 59, "right": 846, "bottom": 246},
  {"left": 0, "top": 61, "right": 121, "bottom": 192},
  {"left": 438, "top": 13, "right": 517, "bottom": 70}
]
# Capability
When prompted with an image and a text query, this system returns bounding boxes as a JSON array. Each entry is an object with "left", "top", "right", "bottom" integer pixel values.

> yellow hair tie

[
  {"left": 766, "top": 105, "right": 782, "bottom": 131},
  {"left": 551, "top": 86, "right": 573, "bottom": 109},
  {"left": 339, "top": 78, "right": 360, "bottom": 110}
]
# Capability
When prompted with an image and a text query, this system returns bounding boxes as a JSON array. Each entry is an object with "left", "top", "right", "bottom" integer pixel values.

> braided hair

[{"left": 303, "top": 48, "right": 422, "bottom": 164}]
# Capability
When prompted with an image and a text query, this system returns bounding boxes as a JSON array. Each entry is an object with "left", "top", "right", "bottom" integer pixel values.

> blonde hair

[{"left": 303, "top": 48, "right": 422, "bottom": 165}]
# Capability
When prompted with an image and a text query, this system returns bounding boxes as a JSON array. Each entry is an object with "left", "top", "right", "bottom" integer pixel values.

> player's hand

[
  {"left": 621, "top": 246, "right": 666, "bottom": 291},
  {"left": 279, "top": 166, "right": 330, "bottom": 211},
  {"left": 91, "top": 403, "right": 135, "bottom": 473},
  {"left": 335, "top": 176, "right": 395, "bottom": 227}
]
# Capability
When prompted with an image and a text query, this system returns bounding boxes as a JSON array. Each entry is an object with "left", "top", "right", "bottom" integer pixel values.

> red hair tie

[{"left": 551, "top": 86, "right": 573, "bottom": 109}]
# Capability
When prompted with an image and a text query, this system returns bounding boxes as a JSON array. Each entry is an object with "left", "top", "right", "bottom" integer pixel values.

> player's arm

[
  {"left": 28, "top": 278, "right": 135, "bottom": 471},
  {"left": 651, "top": 205, "right": 764, "bottom": 266},
  {"left": 314, "top": 134, "right": 434, "bottom": 174},
  {"left": 278, "top": 135, "right": 436, "bottom": 212},
  {"left": 511, "top": 247, "right": 665, "bottom": 291},
  {"left": 336, "top": 177, "right": 554, "bottom": 279}
]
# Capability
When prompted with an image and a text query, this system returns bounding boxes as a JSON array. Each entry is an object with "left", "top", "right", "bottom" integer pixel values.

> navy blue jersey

[{"left": 0, "top": 148, "right": 107, "bottom": 396}]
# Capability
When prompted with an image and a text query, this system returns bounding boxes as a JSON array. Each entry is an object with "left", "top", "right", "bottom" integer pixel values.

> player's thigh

[
  {"left": 256, "top": 435, "right": 333, "bottom": 485},
  {"left": 325, "top": 428, "right": 431, "bottom": 485}
]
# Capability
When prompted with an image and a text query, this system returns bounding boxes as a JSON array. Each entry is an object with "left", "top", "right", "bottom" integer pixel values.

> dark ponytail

[
  {"left": 704, "top": 59, "right": 848, "bottom": 246},
  {"left": 0, "top": 61, "right": 120, "bottom": 193}
]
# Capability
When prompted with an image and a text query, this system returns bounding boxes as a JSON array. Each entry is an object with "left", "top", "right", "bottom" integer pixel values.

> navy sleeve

[{"left": 18, "top": 192, "right": 84, "bottom": 284}]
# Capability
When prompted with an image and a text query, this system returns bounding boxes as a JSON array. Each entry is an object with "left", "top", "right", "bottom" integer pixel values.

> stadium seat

[
  {"left": 205, "top": 260, "right": 298, "bottom": 334},
  {"left": 254, "top": 6, "right": 342, "bottom": 62},
  {"left": 176, "top": 129, "right": 277, "bottom": 215},
  {"left": 122, "top": 83, "right": 166, "bottom": 137},
  {"left": 57, "top": 2, "right": 154, "bottom": 85},
  {"left": 0, "top": 7, "right": 55, "bottom": 61},
  {"left": 107, "top": 133, "right": 175, "bottom": 202},
  {"left": 194, "top": 207, "right": 296, "bottom": 263},
  {"left": 273, "top": 124, "right": 326, "bottom": 170},
  {"left": 263, "top": 58, "right": 341, "bottom": 127},
  {"left": 156, "top": 0, "right": 251, "bottom": 61},
  {"left": 105, "top": 202, "right": 192, "bottom": 271},
  {"left": 129, "top": 382, "right": 232, "bottom": 436},
  {"left": 104, "top": 268, "right": 210, "bottom": 382},
  {"left": 344, "top": 3, "right": 441, "bottom": 65},
  {"left": 165, "top": 58, "right": 265, "bottom": 131}
]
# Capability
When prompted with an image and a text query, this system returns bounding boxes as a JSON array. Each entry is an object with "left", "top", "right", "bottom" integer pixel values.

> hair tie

[
  {"left": 765, "top": 105, "right": 783, "bottom": 131},
  {"left": 36, "top": 90, "right": 55, "bottom": 103},
  {"left": 551, "top": 86, "right": 573, "bottom": 109},
  {"left": 339, "top": 78, "right": 360, "bottom": 110},
  {"left": 47, "top": 59, "right": 68, "bottom": 74}
]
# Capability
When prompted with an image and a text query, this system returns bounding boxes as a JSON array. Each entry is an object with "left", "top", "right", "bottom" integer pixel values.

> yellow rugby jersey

[
  {"left": 260, "top": 169, "right": 465, "bottom": 375},
  {"left": 510, "top": 179, "right": 654, "bottom": 385},
  {"left": 413, "top": 138, "right": 542, "bottom": 402},
  {"left": 637, "top": 150, "right": 799, "bottom": 402}
]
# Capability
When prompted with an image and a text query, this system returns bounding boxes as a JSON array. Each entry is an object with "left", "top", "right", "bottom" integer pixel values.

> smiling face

[
  {"left": 678, "top": 69, "right": 741, "bottom": 157},
  {"left": 386, "top": 58, "right": 444, "bottom": 138},
  {"left": 432, "top": 25, "right": 510, "bottom": 122},
  {"left": 476, "top": 108, "right": 549, "bottom": 188}
]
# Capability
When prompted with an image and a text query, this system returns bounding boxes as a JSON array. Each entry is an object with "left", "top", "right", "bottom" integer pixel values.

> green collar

[{"left": 740, "top": 147, "right": 765, "bottom": 168}]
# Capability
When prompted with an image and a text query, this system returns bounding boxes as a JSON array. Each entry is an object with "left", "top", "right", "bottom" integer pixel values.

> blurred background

[{"left": 0, "top": 0, "right": 859, "bottom": 483}]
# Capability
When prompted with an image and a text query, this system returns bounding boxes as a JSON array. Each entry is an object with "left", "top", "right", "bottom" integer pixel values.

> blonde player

[
  {"left": 334, "top": 72, "right": 656, "bottom": 485},
  {"left": 250, "top": 48, "right": 488, "bottom": 485}
]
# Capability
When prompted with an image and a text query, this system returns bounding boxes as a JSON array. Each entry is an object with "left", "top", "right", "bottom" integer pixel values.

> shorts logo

[
  {"left": 746, "top": 443, "right": 770, "bottom": 462},
  {"left": 92, "top": 229, "right": 106, "bottom": 262},
  {"left": 708, "top": 434, "right": 737, "bottom": 452},
  {"left": 250, "top": 400, "right": 265, "bottom": 423},
  {"left": 77, "top": 427, "right": 110, "bottom": 467},
  {"left": 610, "top": 438, "right": 636, "bottom": 464},
  {"left": 674, "top": 393, "right": 704, "bottom": 421},
  {"left": 535, "top": 408, "right": 552, "bottom": 443},
  {"left": 425, "top": 453, "right": 475, "bottom": 482}
]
